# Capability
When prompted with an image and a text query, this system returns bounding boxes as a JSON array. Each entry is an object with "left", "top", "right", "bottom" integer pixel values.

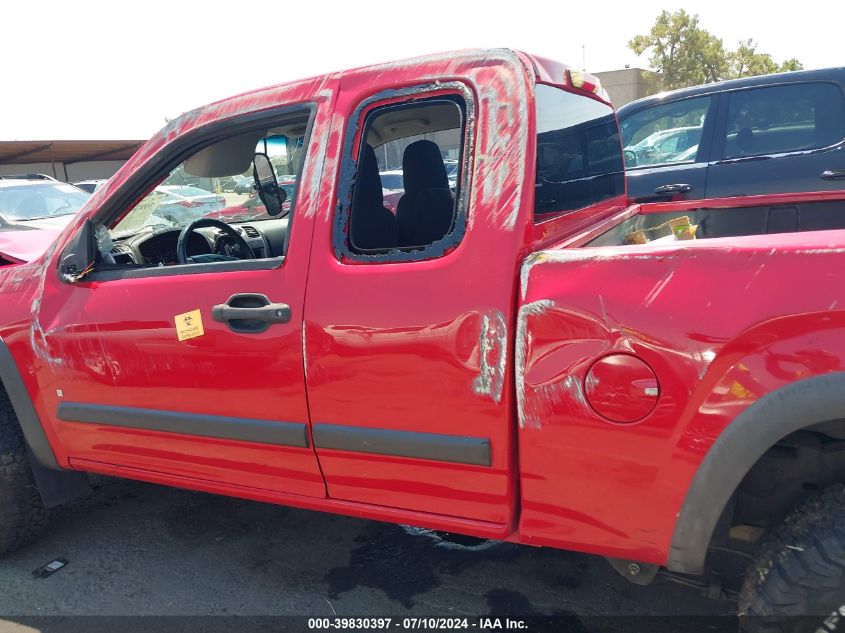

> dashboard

[{"left": 109, "top": 219, "right": 289, "bottom": 266}]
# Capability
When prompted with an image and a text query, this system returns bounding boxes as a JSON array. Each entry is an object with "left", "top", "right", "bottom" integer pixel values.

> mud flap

[{"left": 26, "top": 447, "right": 90, "bottom": 509}]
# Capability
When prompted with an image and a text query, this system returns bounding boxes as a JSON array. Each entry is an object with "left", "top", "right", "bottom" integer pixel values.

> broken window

[{"left": 345, "top": 96, "right": 466, "bottom": 254}]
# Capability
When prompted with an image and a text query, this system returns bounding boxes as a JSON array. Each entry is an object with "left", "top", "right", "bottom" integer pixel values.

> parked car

[
  {"left": 72, "top": 179, "right": 108, "bottom": 194},
  {"left": 0, "top": 174, "right": 89, "bottom": 230},
  {"left": 4, "top": 49, "right": 845, "bottom": 629},
  {"left": 443, "top": 158, "right": 459, "bottom": 186},
  {"left": 379, "top": 169, "right": 404, "bottom": 192},
  {"left": 618, "top": 66, "right": 845, "bottom": 202},
  {"left": 380, "top": 161, "right": 456, "bottom": 192},
  {"left": 624, "top": 125, "right": 702, "bottom": 167},
  {"left": 233, "top": 175, "right": 259, "bottom": 194},
  {"left": 220, "top": 174, "right": 251, "bottom": 193},
  {"left": 205, "top": 180, "right": 296, "bottom": 222},
  {"left": 148, "top": 185, "right": 226, "bottom": 225}
]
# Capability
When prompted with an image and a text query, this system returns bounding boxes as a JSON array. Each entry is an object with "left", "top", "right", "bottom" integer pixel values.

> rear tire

[
  {"left": 0, "top": 389, "right": 51, "bottom": 556},
  {"left": 740, "top": 484, "right": 845, "bottom": 632}
]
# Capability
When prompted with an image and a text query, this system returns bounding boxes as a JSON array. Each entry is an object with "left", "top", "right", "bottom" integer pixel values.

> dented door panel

[
  {"left": 517, "top": 230, "right": 845, "bottom": 563},
  {"left": 302, "top": 51, "right": 537, "bottom": 525}
]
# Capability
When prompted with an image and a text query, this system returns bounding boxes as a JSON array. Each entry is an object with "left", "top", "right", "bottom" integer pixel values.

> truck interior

[
  {"left": 349, "top": 97, "right": 464, "bottom": 252},
  {"left": 96, "top": 113, "right": 313, "bottom": 270}
]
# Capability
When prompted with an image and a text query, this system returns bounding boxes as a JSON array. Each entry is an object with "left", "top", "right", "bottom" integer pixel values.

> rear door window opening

[{"left": 339, "top": 93, "right": 469, "bottom": 259}]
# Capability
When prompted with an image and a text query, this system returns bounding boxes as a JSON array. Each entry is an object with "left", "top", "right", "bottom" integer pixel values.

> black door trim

[
  {"left": 312, "top": 423, "right": 491, "bottom": 466},
  {"left": 57, "top": 403, "right": 309, "bottom": 448}
]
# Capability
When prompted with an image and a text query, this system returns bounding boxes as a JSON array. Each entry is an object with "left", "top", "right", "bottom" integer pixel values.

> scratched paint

[
  {"left": 25, "top": 242, "right": 64, "bottom": 369},
  {"left": 642, "top": 271, "right": 675, "bottom": 308},
  {"left": 300, "top": 84, "right": 336, "bottom": 219},
  {"left": 6, "top": 47, "right": 845, "bottom": 571},
  {"left": 519, "top": 252, "right": 547, "bottom": 300},
  {"left": 514, "top": 299, "right": 555, "bottom": 429},
  {"left": 301, "top": 324, "right": 309, "bottom": 378},
  {"left": 471, "top": 310, "right": 508, "bottom": 404}
]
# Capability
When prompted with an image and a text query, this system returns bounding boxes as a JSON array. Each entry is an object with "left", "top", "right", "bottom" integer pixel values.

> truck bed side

[{"left": 516, "top": 227, "right": 845, "bottom": 566}]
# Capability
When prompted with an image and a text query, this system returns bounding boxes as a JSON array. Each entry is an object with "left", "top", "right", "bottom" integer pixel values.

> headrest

[
  {"left": 402, "top": 140, "right": 448, "bottom": 193},
  {"left": 352, "top": 144, "right": 384, "bottom": 209}
]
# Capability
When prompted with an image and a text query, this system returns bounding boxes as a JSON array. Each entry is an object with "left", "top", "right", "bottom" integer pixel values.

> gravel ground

[{"left": 0, "top": 477, "right": 735, "bottom": 631}]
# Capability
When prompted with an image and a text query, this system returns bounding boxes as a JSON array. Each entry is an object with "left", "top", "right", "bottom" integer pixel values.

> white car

[
  {"left": 624, "top": 126, "right": 703, "bottom": 167},
  {"left": 146, "top": 185, "right": 227, "bottom": 226},
  {"left": 0, "top": 175, "right": 90, "bottom": 231},
  {"left": 73, "top": 179, "right": 109, "bottom": 194},
  {"left": 379, "top": 170, "right": 404, "bottom": 192}
]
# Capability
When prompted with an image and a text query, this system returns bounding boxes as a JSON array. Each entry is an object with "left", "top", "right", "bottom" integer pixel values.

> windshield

[{"left": 0, "top": 182, "right": 89, "bottom": 221}]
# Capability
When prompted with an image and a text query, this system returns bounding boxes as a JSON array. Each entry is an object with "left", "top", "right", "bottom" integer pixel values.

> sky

[{"left": 2, "top": 0, "right": 843, "bottom": 141}]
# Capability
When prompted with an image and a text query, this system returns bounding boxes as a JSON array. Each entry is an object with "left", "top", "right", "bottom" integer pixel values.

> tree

[
  {"left": 629, "top": 10, "right": 728, "bottom": 90},
  {"left": 729, "top": 39, "right": 804, "bottom": 79},
  {"left": 629, "top": 11, "right": 803, "bottom": 90}
]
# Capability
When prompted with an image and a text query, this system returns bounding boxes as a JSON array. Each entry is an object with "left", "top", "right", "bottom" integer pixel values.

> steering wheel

[{"left": 176, "top": 218, "right": 255, "bottom": 264}]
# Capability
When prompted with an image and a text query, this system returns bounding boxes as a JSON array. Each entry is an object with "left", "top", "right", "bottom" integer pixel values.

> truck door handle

[
  {"left": 212, "top": 293, "right": 291, "bottom": 333},
  {"left": 653, "top": 183, "right": 693, "bottom": 194},
  {"left": 821, "top": 169, "right": 845, "bottom": 180}
]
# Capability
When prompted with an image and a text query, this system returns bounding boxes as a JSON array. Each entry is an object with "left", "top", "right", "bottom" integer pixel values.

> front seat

[
  {"left": 350, "top": 144, "right": 397, "bottom": 250},
  {"left": 396, "top": 140, "right": 454, "bottom": 247}
]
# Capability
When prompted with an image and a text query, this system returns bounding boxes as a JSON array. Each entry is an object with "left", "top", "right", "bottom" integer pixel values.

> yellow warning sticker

[{"left": 175, "top": 309, "right": 204, "bottom": 341}]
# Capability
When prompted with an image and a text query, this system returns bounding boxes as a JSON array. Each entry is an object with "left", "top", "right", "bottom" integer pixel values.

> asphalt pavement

[{"left": 0, "top": 477, "right": 734, "bottom": 632}]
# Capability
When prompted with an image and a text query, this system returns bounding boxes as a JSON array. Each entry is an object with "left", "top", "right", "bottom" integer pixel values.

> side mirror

[
  {"left": 60, "top": 219, "right": 96, "bottom": 281},
  {"left": 252, "top": 153, "right": 287, "bottom": 217}
]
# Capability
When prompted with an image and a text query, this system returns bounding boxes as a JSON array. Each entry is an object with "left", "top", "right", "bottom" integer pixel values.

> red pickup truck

[{"left": 2, "top": 49, "right": 845, "bottom": 630}]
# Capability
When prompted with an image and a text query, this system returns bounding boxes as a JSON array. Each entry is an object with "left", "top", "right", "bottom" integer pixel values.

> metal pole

[{"left": 49, "top": 142, "right": 57, "bottom": 179}]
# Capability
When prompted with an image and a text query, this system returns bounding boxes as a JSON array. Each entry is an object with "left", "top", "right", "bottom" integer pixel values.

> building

[
  {"left": 0, "top": 140, "right": 144, "bottom": 182},
  {"left": 594, "top": 68, "right": 657, "bottom": 108}
]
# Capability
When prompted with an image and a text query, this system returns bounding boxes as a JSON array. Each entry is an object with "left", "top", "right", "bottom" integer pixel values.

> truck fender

[
  {"left": 668, "top": 371, "right": 845, "bottom": 574},
  {"left": 0, "top": 337, "right": 90, "bottom": 507}
]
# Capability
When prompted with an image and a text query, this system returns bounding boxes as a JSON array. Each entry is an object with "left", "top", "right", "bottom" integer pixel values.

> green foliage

[
  {"left": 729, "top": 39, "right": 805, "bottom": 79},
  {"left": 630, "top": 11, "right": 803, "bottom": 91}
]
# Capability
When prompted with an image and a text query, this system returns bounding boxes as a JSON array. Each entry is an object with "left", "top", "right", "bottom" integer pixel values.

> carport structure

[{"left": 0, "top": 140, "right": 145, "bottom": 182}]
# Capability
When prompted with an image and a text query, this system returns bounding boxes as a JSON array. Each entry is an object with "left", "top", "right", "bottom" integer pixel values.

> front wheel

[
  {"left": 740, "top": 484, "right": 845, "bottom": 632},
  {"left": 0, "top": 389, "right": 51, "bottom": 555}
]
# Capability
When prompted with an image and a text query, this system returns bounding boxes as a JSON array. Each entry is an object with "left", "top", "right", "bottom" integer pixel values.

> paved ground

[{"left": 0, "top": 477, "right": 735, "bottom": 629}]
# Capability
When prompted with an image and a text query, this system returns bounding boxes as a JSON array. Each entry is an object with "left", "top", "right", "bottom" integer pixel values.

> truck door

[
  {"left": 302, "top": 63, "right": 528, "bottom": 527},
  {"left": 620, "top": 94, "right": 718, "bottom": 203},
  {"left": 705, "top": 82, "right": 845, "bottom": 198},
  {"left": 31, "top": 90, "right": 335, "bottom": 498}
]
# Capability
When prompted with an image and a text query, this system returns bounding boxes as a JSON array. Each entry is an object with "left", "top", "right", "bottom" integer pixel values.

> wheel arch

[
  {"left": 0, "top": 337, "right": 60, "bottom": 469},
  {"left": 0, "top": 336, "right": 90, "bottom": 507},
  {"left": 667, "top": 371, "right": 845, "bottom": 574}
]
